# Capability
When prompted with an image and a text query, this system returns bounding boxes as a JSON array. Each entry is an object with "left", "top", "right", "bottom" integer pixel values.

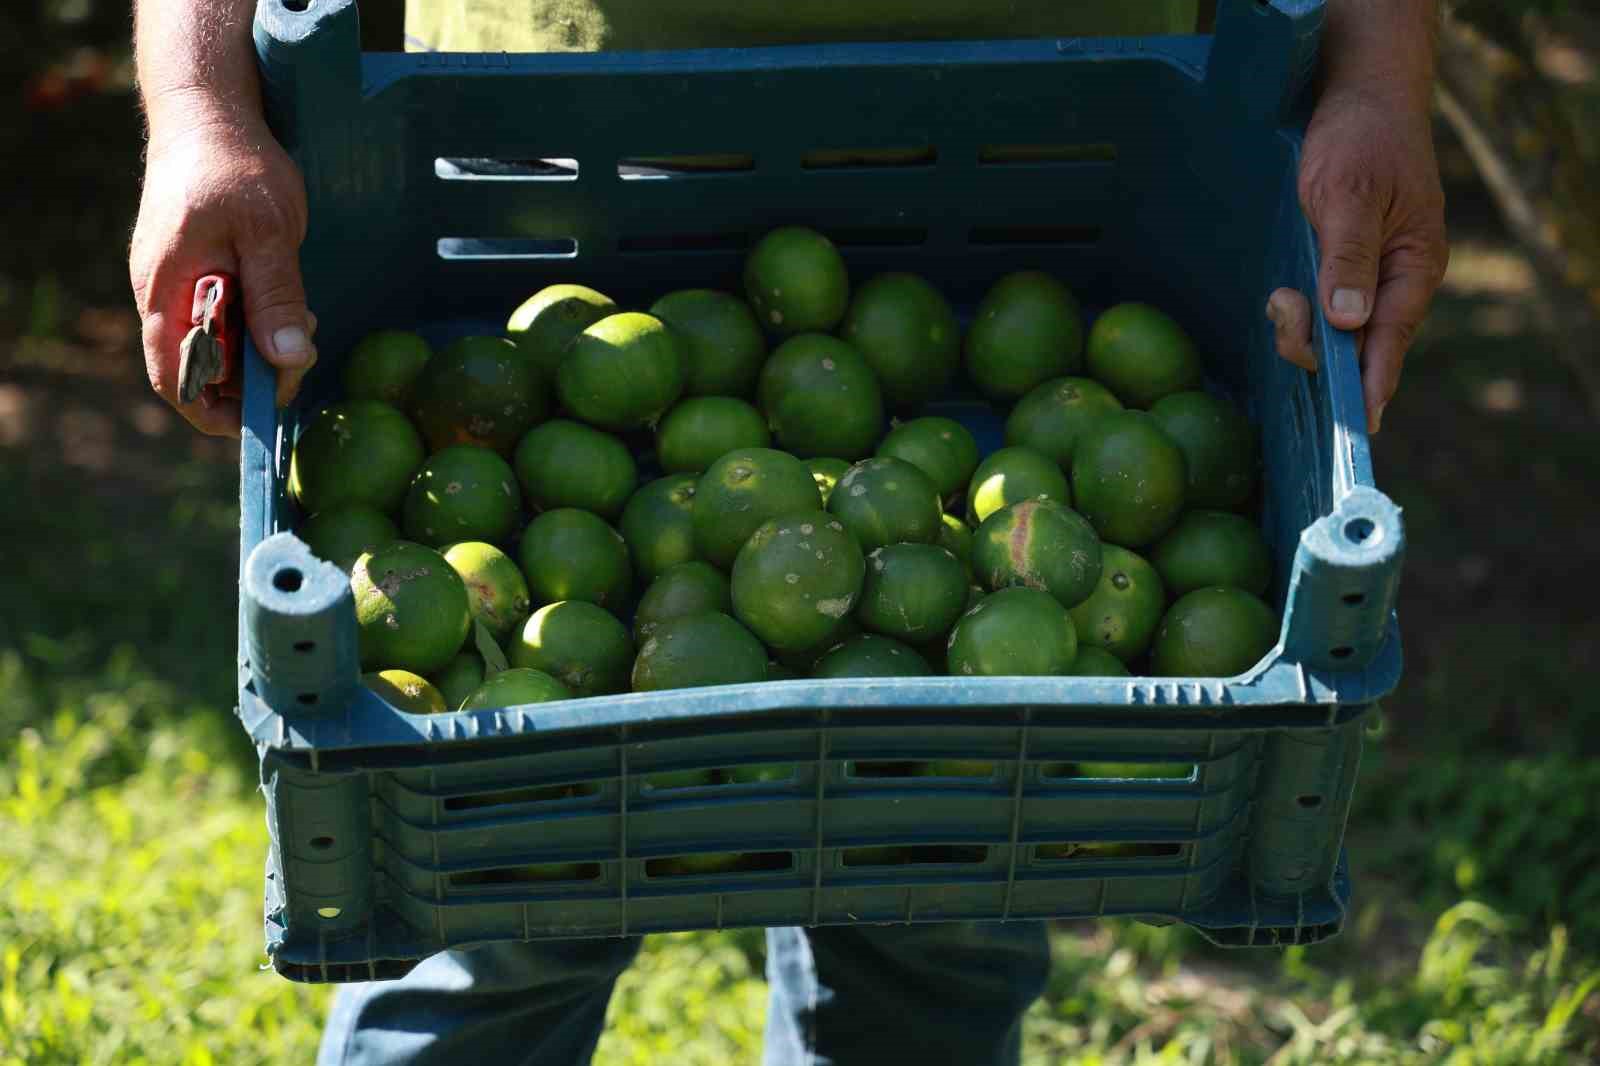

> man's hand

[
  {"left": 1268, "top": 0, "right": 1449, "bottom": 436},
  {"left": 131, "top": 0, "right": 316, "bottom": 437},
  {"left": 130, "top": 115, "right": 316, "bottom": 436}
]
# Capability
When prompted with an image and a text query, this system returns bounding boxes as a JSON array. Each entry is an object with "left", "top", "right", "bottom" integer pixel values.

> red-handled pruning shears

[{"left": 178, "top": 275, "right": 242, "bottom": 406}]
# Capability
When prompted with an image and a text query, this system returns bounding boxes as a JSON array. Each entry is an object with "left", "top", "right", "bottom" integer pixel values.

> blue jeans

[{"left": 318, "top": 922, "right": 1050, "bottom": 1065}]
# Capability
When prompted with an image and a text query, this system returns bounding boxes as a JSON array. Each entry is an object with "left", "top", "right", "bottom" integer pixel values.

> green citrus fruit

[
  {"left": 618, "top": 475, "right": 699, "bottom": 581},
  {"left": 936, "top": 513, "right": 975, "bottom": 575},
  {"left": 1149, "top": 510, "right": 1272, "bottom": 598},
  {"left": 429, "top": 652, "right": 485, "bottom": 711},
  {"left": 632, "top": 560, "right": 732, "bottom": 645},
  {"left": 1070, "top": 411, "right": 1187, "bottom": 547},
  {"left": 1151, "top": 587, "right": 1279, "bottom": 678},
  {"left": 946, "top": 586, "right": 1077, "bottom": 677},
  {"left": 692, "top": 448, "right": 822, "bottom": 569},
  {"left": 410, "top": 335, "right": 548, "bottom": 454},
  {"left": 805, "top": 457, "right": 851, "bottom": 506},
  {"left": 1085, "top": 303, "right": 1203, "bottom": 409},
  {"left": 510, "top": 600, "right": 633, "bottom": 696},
  {"left": 876, "top": 416, "right": 980, "bottom": 501},
  {"left": 827, "top": 456, "right": 943, "bottom": 553},
  {"left": 648, "top": 288, "right": 767, "bottom": 397},
  {"left": 973, "top": 498, "right": 1103, "bottom": 609},
  {"left": 743, "top": 226, "right": 849, "bottom": 335},
  {"left": 442, "top": 541, "right": 531, "bottom": 641},
  {"left": 351, "top": 541, "right": 472, "bottom": 673},
  {"left": 518, "top": 509, "right": 631, "bottom": 611},
  {"left": 1004, "top": 376, "right": 1124, "bottom": 469},
  {"left": 558, "top": 312, "right": 686, "bottom": 431},
  {"left": 966, "top": 446, "right": 1071, "bottom": 525},
  {"left": 655, "top": 396, "right": 771, "bottom": 474},
  {"left": 1067, "top": 544, "right": 1166, "bottom": 664},
  {"left": 288, "top": 400, "right": 424, "bottom": 514},
  {"left": 731, "top": 511, "right": 865, "bottom": 653},
  {"left": 964, "top": 271, "right": 1085, "bottom": 401},
  {"left": 770, "top": 616, "right": 862, "bottom": 673},
  {"left": 1064, "top": 646, "right": 1132, "bottom": 677},
  {"left": 758, "top": 334, "right": 884, "bottom": 459},
  {"left": 507, "top": 284, "right": 617, "bottom": 384},
  {"left": 1148, "top": 390, "right": 1259, "bottom": 510},
  {"left": 297, "top": 504, "right": 398, "bottom": 573},
  {"left": 632, "top": 611, "right": 768, "bottom": 691},
  {"left": 838, "top": 272, "right": 960, "bottom": 409},
  {"left": 342, "top": 329, "right": 432, "bottom": 406},
  {"left": 813, "top": 634, "right": 932, "bottom": 678},
  {"left": 363, "top": 669, "right": 447, "bottom": 714},
  {"left": 459, "top": 667, "right": 572, "bottom": 710},
  {"left": 513, "top": 419, "right": 638, "bottom": 520},
  {"left": 858, "top": 543, "right": 970, "bottom": 643},
  {"left": 402, "top": 445, "right": 521, "bottom": 547}
]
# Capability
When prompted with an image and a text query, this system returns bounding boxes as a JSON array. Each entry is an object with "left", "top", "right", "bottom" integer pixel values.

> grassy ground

[{"left": 2, "top": 84, "right": 1599, "bottom": 1063}]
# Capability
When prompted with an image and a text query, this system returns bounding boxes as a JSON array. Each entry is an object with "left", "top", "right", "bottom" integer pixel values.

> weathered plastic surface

[{"left": 241, "top": 0, "right": 1402, "bottom": 982}]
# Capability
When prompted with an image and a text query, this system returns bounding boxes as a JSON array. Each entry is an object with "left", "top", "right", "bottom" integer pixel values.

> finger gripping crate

[{"left": 241, "top": 0, "right": 1403, "bottom": 983}]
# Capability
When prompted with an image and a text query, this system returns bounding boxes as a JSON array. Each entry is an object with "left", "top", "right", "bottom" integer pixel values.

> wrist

[
  {"left": 142, "top": 84, "right": 269, "bottom": 155},
  {"left": 1321, "top": 0, "right": 1438, "bottom": 114}
]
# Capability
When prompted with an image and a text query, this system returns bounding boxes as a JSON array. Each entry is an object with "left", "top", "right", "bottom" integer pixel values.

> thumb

[
  {"left": 238, "top": 240, "right": 318, "bottom": 406},
  {"left": 1310, "top": 187, "right": 1383, "bottom": 333}
]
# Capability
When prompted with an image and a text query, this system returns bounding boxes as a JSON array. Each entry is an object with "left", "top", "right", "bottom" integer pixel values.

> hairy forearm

[
  {"left": 134, "top": 0, "right": 263, "bottom": 144},
  {"left": 1322, "top": 0, "right": 1440, "bottom": 109}
]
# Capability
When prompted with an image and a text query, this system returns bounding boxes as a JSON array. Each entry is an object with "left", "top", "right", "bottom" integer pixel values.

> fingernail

[
  {"left": 272, "top": 326, "right": 312, "bottom": 367},
  {"left": 1332, "top": 289, "right": 1367, "bottom": 319},
  {"left": 1264, "top": 298, "right": 1282, "bottom": 327}
]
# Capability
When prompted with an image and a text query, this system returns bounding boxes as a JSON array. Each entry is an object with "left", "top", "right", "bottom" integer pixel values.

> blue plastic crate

[{"left": 240, "top": 0, "right": 1402, "bottom": 982}]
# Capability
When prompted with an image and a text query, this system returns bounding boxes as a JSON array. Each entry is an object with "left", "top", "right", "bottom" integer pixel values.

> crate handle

[{"left": 243, "top": 531, "right": 361, "bottom": 717}]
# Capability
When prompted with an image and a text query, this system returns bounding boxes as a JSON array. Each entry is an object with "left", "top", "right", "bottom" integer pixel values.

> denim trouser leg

[
  {"left": 318, "top": 920, "right": 1048, "bottom": 1066},
  {"left": 763, "top": 922, "right": 1052, "bottom": 1066},
  {"left": 317, "top": 937, "right": 642, "bottom": 1066}
]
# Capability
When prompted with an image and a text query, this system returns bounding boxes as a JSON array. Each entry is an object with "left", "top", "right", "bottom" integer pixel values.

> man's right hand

[{"left": 129, "top": 111, "right": 317, "bottom": 437}]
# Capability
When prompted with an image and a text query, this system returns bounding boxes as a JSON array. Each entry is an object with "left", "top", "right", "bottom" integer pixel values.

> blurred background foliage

[{"left": 1, "top": 2, "right": 1597, "bottom": 1063}]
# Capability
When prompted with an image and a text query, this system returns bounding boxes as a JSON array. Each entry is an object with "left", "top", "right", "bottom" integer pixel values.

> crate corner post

[{"left": 1282, "top": 486, "right": 1405, "bottom": 674}]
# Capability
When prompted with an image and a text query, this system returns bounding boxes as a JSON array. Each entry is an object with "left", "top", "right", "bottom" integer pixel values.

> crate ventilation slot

[
  {"left": 847, "top": 760, "right": 994, "bottom": 779},
  {"left": 645, "top": 851, "right": 794, "bottom": 877},
  {"left": 437, "top": 238, "right": 578, "bottom": 260},
  {"left": 979, "top": 143, "right": 1118, "bottom": 165},
  {"left": 435, "top": 157, "right": 578, "bottom": 181},
  {"left": 842, "top": 845, "right": 989, "bottom": 867},
  {"left": 617, "top": 154, "right": 756, "bottom": 179},
  {"left": 801, "top": 146, "right": 938, "bottom": 169},
  {"left": 450, "top": 863, "right": 601, "bottom": 887},
  {"left": 443, "top": 783, "right": 600, "bottom": 811},
  {"left": 1037, "top": 842, "right": 1184, "bottom": 861},
  {"left": 1042, "top": 762, "right": 1198, "bottom": 781}
]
